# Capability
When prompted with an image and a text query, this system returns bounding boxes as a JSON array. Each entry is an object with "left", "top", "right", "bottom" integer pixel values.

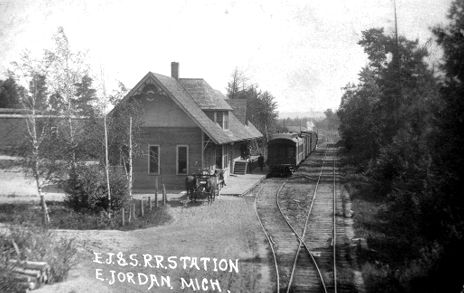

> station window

[
  {"left": 148, "top": 145, "right": 160, "bottom": 174},
  {"left": 177, "top": 145, "right": 188, "bottom": 175},
  {"left": 223, "top": 145, "right": 229, "bottom": 168}
]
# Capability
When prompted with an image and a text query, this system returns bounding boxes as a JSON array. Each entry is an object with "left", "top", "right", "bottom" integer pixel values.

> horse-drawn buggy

[{"left": 185, "top": 169, "right": 225, "bottom": 204}]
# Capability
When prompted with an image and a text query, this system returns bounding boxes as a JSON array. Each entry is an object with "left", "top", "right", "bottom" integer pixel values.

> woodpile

[{"left": 1, "top": 260, "right": 50, "bottom": 291}]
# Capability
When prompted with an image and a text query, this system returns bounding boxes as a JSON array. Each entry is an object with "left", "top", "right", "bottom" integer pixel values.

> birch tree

[
  {"left": 11, "top": 53, "right": 65, "bottom": 226},
  {"left": 107, "top": 88, "right": 143, "bottom": 202},
  {"left": 45, "top": 27, "right": 91, "bottom": 171}
]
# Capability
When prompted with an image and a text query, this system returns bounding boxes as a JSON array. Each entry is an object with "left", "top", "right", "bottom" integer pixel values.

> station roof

[
  {"left": 119, "top": 72, "right": 263, "bottom": 145},
  {"left": 179, "top": 78, "right": 233, "bottom": 111}
]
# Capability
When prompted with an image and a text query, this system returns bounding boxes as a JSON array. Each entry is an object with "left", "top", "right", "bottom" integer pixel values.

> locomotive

[{"left": 267, "top": 131, "right": 318, "bottom": 176}]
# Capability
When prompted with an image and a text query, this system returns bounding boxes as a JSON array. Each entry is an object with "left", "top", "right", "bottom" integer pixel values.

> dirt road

[{"left": 35, "top": 197, "right": 274, "bottom": 293}]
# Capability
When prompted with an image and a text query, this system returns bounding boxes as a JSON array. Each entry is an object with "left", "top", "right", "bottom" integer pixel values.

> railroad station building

[{"left": 119, "top": 62, "right": 263, "bottom": 190}]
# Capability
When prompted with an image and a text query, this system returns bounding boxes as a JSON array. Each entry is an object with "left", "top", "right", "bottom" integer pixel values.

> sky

[{"left": 0, "top": 0, "right": 453, "bottom": 115}]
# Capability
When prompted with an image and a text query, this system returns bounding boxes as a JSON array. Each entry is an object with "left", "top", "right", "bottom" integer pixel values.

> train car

[
  {"left": 267, "top": 133, "right": 304, "bottom": 176},
  {"left": 306, "top": 133, "right": 311, "bottom": 156},
  {"left": 299, "top": 132, "right": 311, "bottom": 158},
  {"left": 297, "top": 135, "right": 305, "bottom": 164},
  {"left": 310, "top": 131, "right": 318, "bottom": 151},
  {"left": 307, "top": 131, "right": 315, "bottom": 153},
  {"left": 300, "top": 131, "right": 318, "bottom": 154}
]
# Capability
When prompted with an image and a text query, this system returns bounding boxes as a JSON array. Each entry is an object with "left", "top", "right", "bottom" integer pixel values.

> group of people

[
  {"left": 240, "top": 144, "right": 265, "bottom": 172},
  {"left": 248, "top": 153, "right": 265, "bottom": 173}
]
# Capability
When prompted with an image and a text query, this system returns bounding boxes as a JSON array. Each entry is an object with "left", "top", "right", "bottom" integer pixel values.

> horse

[
  {"left": 205, "top": 175, "right": 219, "bottom": 204},
  {"left": 185, "top": 175, "right": 199, "bottom": 201},
  {"left": 214, "top": 169, "right": 226, "bottom": 190}
]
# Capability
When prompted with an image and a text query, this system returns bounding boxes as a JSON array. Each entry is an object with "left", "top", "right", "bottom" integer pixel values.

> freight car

[
  {"left": 300, "top": 131, "right": 318, "bottom": 157},
  {"left": 267, "top": 131, "right": 318, "bottom": 176},
  {"left": 300, "top": 131, "right": 311, "bottom": 158}
]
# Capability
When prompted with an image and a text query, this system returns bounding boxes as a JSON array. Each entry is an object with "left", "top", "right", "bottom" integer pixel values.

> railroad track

[{"left": 255, "top": 144, "right": 341, "bottom": 293}]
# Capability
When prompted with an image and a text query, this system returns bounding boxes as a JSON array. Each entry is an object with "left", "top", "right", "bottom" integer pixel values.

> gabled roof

[
  {"left": 222, "top": 113, "right": 262, "bottom": 142},
  {"left": 245, "top": 121, "right": 262, "bottom": 138},
  {"left": 121, "top": 72, "right": 262, "bottom": 144},
  {"left": 179, "top": 78, "right": 232, "bottom": 111}
]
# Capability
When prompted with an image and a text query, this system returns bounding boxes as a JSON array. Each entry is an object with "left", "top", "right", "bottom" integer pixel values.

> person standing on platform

[{"left": 258, "top": 153, "right": 264, "bottom": 172}]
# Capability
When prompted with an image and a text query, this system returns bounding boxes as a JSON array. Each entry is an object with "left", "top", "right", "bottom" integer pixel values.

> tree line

[{"left": 337, "top": 1, "right": 464, "bottom": 292}]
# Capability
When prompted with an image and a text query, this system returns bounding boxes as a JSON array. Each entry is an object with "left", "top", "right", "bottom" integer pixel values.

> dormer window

[
  {"left": 206, "top": 110, "right": 229, "bottom": 130},
  {"left": 216, "top": 111, "right": 229, "bottom": 130},
  {"left": 216, "top": 112, "right": 223, "bottom": 128},
  {"left": 223, "top": 111, "right": 229, "bottom": 129}
]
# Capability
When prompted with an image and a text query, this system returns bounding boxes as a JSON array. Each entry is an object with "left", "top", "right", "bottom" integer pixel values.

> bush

[
  {"left": 63, "top": 164, "right": 129, "bottom": 213},
  {"left": 0, "top": 225, "right": 78, "bottom": 291},
  {"left": 0, "top": 202, "right": 173, "bottom": 231}
]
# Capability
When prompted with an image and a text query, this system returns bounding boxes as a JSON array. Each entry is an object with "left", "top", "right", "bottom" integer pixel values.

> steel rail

[
  {"left": 254, "top": 185, "right": 281, "bottom": 293},
  {"left": 333, "top": 152, "right": 338, "bottom": 293},
  {"left": 284, "top": 147, "right": 329, "bottom": 293}
]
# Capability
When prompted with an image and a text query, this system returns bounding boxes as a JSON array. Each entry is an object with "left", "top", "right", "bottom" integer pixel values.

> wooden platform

[
  {"left": 219, "top": 167, "right": 268, "bottom": 196},
  {"left": 133, "top": 166, "right": 269, "bottom": 198}
]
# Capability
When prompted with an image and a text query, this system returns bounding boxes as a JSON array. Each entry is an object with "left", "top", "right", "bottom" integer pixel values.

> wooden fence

[{"left": 120, "top": 183, "right": 167, "bottom": 226}]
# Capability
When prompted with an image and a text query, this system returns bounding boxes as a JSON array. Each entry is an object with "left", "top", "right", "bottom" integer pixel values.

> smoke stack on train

[{"left": 267, "top": 131, "right": 318, "bottom": 177}]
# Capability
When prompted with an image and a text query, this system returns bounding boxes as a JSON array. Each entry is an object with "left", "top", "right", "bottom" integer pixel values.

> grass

[
  {"left": 348, "top": 182, "right": 401, "bottom": 293},
  {"left": 345, "top": 165, "right": 432, "bottom": 293},
  {"left": 0, "top": 201, "right": 172, "bottom": 230},
  {"left": 0, "top": 164, "right": 172, "bottom": 230}
]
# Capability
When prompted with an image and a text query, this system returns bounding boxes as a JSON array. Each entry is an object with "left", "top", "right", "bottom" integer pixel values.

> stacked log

[{"left": 3, "top": 260, "right": 50, "bottom": 291}]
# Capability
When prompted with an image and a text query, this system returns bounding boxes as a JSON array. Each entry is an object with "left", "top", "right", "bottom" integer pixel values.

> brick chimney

[
  {"left": 225, "top": 98, "right": 248, "bottom": 125},
  {"left": 171, "top": 62, "right": 179, "bottom": 80}
]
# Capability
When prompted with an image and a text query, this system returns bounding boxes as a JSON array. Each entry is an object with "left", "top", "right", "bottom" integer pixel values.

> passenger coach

[
  {"left": 267, "top": 131, "right": 318, "bottom": 176},
  {"left": 267, "top": 133, "right": 304, "bottom": 176}
]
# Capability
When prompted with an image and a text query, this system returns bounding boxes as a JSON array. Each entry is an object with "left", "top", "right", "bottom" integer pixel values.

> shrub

[
  {"left": 63, "top": 164, "right": 129, "bottom": 213},
  {"left": 46, "top": 237, "right": 78, "bottom": 282},
  {"left": 0, "top": 202, "right": 173, "bottom": 231}
]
